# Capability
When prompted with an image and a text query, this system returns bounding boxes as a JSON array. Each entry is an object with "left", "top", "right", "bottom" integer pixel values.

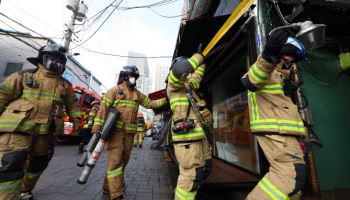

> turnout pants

[
  {"left": 133, "top": 131, "right": 144, "bottom": 146},
  {"left": 106, "top": 129, "right": 134, "bottom": 199},
  {"left": 174, "top": 140, "right": 212, "bottom": 200},
  {"left": 246, "top": 134, "right": 306, "bottom": 200},
  {"left": 0, "top": 133, "right": 55, "bottom": 200}
]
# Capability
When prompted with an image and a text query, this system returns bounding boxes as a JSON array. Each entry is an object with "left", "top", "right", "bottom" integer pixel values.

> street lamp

[{"left": 269, "top": 0, "right": 326, "bottom": 50}]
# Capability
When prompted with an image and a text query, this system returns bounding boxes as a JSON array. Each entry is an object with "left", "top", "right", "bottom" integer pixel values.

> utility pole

[
  {"left": 64, "top": 0, "right": 79, "bottom": 50},
  {"left": 64, "top": 0, "right": 88, "bottom": 50}
]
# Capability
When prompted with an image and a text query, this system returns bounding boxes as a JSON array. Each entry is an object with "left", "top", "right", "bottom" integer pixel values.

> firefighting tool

[
  {"left": 77, "top": 108, "right": 120, "bottom": 184},
  {"left": 290, "top": 65, "right": 323, "bottom": 153},
  {"left": 172, "top": 119, "right": 195, "bottom": 134},
  {"left": 77, "top": 132, "right": 100, "bottom": 167},
  {"left": 202, "top": 0, "right": 255, "bottom": 56},
  {"left": 48, "top": 105, "right": 59, "bottom": 159},
  {"left": 186, "top": 89, "right": 213, "bottom": 149}
]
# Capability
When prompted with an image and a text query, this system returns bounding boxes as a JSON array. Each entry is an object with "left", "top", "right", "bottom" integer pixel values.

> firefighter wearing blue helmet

[{"left": 241, "top": 30, "right": 308, "bottom": 200}]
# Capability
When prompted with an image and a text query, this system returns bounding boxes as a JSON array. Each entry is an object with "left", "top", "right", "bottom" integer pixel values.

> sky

[{"left": 0, "top": 0, "right": 183, "bottom": 91}]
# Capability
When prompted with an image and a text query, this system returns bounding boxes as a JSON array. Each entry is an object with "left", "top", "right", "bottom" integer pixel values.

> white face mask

[{"left": 128, "top": 76, "right": 136, "bottom": 86}]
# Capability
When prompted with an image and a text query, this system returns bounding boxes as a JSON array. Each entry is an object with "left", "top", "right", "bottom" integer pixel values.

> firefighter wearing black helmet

[
  {"left": 92, "top": 65, "right": 167, "bottom": 200},
  {"left": 0, "top": 40, "right": 82, "bottom": 200}
]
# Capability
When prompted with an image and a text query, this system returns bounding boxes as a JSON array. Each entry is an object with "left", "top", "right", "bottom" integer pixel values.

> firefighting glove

[{"left": 262, "top": 29, "right": 290, "bottom": 64}]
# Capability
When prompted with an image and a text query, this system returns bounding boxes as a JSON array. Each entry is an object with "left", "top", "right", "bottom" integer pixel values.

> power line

[
  {"left": 7, "top": 1, "right": 62, "bottom": 33},
  {"left": 0, "top": 13, "right": 47, "bottom": 38},
  {"left": 0, "top": 28, "right": 39, "bottom": 50},
  {"left": 147, "top": 7, "right": 183, "bottom": 18},
  {"left": 75, "top": 0, "right": 119, "bottom": 34},
  {"left": 0, "top": 18, "right": 42, "bottom": 47},
  {"left": 79, "top": 45, "right": 172, "bottom": 58},
  {"left": 71, "top": 0, "right": 124, "bottom": 50}
]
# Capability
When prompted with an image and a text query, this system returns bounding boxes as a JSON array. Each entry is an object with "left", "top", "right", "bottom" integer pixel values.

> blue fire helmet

[{"left": 280, "top": 37, "right": 307, "bottom": 63}]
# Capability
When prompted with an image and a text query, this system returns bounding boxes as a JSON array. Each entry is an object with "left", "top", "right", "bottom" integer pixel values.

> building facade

[
  {"left": 0, "top": 31, "right": 103, "bottom": 94},
  {"left": 154, "top": 64, "right": 169, "bottom": 91},
  {"left": 126, "top": 51, "right": 154, "bottom": 122}
]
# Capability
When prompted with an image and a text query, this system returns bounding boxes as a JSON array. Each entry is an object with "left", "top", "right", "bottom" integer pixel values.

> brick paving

[{"left": 32, "top": 137, "right": 174, "bottom": 200}]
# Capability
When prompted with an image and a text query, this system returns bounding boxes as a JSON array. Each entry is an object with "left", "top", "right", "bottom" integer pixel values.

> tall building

[
  {"left": 127, "top": 51, "right": 149, "bottom": 76},
  {"left": 126, "top": 51, "right": 154, "bottom": 122},
  {"left": 154, "top": 64, "right": 169, "bottom": 91}
]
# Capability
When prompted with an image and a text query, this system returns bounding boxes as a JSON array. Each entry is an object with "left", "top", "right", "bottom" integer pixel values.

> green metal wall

[{"left": 299, "top": 41, "right": 350, "bottom": 190}]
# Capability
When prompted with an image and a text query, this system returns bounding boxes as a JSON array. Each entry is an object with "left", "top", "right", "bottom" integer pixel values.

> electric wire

[
  {"left": 7, "top": 1, "right": 62, "bottom": 33},
  {"left": 70, "top": 0, "right": 124, "bottom": 50},
  {"left": 0, "top": 18, "right": 42, "bottom": 48},
  {"left": 79, "top": 45, "right": 172, "bottom": 58},
  {"left": 75, "top": 0, "right": 119, "bottom": 34},
  {"left": 0, "top": 28, "right": 39, "bottom": 51}
]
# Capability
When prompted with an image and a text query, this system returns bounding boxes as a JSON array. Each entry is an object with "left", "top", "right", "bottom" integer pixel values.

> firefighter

[
  {"left": 167, "top": 53, "right": 213, "bottom": 200},
  {"left": 0, "top": 40, "right": 82, "bottom": 200},
  {"left": 78, "top": 99, "right": 100, "bottom": 153},
  {"left": 92, "top": 65, "right": 167, "bottom": 200},
  {"left": 133, "top": 112, "right": 145, "bottom": 148},
  {"left": 240, "top": 30, "right": 308, "bottom": 200}
]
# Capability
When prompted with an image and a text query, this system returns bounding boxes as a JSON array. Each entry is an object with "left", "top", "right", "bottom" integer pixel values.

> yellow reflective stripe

[
  {"left": 94, "top": 118, "right": 105, "bottom": 126},
  {"left": 102, "top": 97, "right": 113, "bottom": 107},
  {"left": 170, "top": 97, "right": 189, "bottom": 111},
  {"left": 0, "top": 179, "right": 21, "bottom": 194},
  {"left": 251, "top": 119, "right": 305, "bottom": 133},
  {"left": 189, "top": 79, "right": 200, "bottom": 89},
  {"left": 115, "top": 120, "right": 123, "bottom": 128},
  {"left": 83, "top": 124, "right": 89, "bottom": 128},
  {"left": 156, "top": 99, "right": 163, "bottom": 107},
  {"left": 39, "top": 124, "right": 49, "bottom": 134},
  {"left": 113, "top": 100, "right": 138, "bottom": 108},
  {"left": 249, "top": 64, "right": 268, "bottom": 83},
  {"left": 107, "top": 167, "right": 123, "bottom": 178},
  {"left": 168, "top": 71, "right": 185, "bottom": 87},
  {"left": 22, "top": 89, "right": 63, "bottom": 101},
  {"left": 172, "top": 128, "right": 205, "bottom": 140},
  {"left": 68, "top": 110, "right": 81, "bottom": 118},
  {"left": 188, "top": 57, "right": 199, "bottom": 70},
  {"left": 137, "top": 127, "right": 144, "bottom": 131},
  {"left": 248, "top": 91, "right": 259, "bottom": 121},
  {"left": 141, "top": 97, "right": 151, "bottom": 107},
  {"left": 190, "top": 55, "right": 200, "bottom": 66},
  {"left": 175, "top": 186, "right": 197, "bottom": 200},
  {"left": 260, "top": 84, "right": 284, "bottom": 94},
  {"left": 0, "top": 83, "right": 16, "bottom": 96},
  {"left": 88, "top": 119, "right": 94, "bottom": 126},
  {"left": 258, "top": 177, "right": 289, "bottom": 200},
  {"left": 195, "top": 67, "right": 205, "bottom": 76},
  {"left": 0, "top": 119, "right": 35, "bottom": 132},
  {"left": 125, "top": 123, "right": 137, "bottom": 131}
]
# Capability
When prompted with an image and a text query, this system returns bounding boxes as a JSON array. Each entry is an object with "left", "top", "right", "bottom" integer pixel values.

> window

[{"left": 4, "top": 63, "right": 23, "bottom": 76}]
